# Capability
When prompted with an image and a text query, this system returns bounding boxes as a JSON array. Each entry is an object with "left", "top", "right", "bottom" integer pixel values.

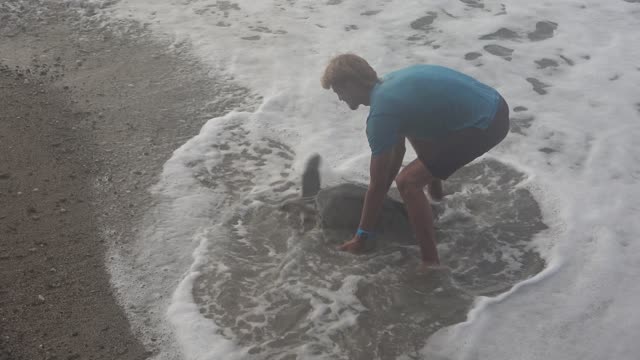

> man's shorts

[{"left": 414, "top": 96, "right": 510, "bottom": 180}]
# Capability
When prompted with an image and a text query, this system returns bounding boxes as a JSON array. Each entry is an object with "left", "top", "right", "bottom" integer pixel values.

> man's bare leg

[
  {"left": 429, "top": 178, "right": 443, "bottom": 201},
  {"left": 404, "top": 136, "right": 444, "bottom": 202},
  {"left": 395, "top": 159, "right": 440, "bottom": 265}
]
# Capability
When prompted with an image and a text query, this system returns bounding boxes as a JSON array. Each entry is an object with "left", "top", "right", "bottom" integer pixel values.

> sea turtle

[
  {"left": 279, "top": 154, "right": 547, "bottom": 294},
  {"left": 281, "top": 154, "right": 415, "bottom": 247}
]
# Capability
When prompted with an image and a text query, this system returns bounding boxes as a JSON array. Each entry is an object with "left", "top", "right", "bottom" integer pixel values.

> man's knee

[
  {"left": 396, "top": 171, "right": 427, "bottom": 196},
  {"left": 396, "top": 159, "right": 433, "bottom": 195}
]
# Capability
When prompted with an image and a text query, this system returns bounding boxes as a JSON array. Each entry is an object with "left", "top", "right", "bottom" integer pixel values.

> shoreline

[{"left": 0, "top": 2, "right": 243, "bottom": 358}]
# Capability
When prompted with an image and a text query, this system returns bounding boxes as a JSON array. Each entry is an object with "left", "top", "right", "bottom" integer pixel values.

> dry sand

[{"left": 0, "top": 1, "right": 245, "bottom": 359}]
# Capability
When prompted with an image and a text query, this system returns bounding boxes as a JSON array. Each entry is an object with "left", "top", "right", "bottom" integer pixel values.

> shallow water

[{"left": 191, "top": 158, "right": 545, "bottom": 359}]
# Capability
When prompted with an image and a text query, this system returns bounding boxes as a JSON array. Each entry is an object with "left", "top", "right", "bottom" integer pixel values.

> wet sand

[{"left": 0, "top": 1, "right": 236, "bottom": 358}]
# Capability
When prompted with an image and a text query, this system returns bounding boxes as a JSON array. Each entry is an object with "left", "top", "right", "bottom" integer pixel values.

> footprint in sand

[
  {"left": 484, "top": 44, "right": 514, "bottom": 61},
  {"left": 510, "top": 115, "right": 535, "bottom": 135},
  {"left": 526, "top": 77, "right": 551, "bottom": 95},
  {"left": 479, "top": 27, "right": 519, "bottom": 41},
  {"left": 528, "top": 21, "right": 558, "bottom": 41},
  {"left": 535, "top": 58, "right": 559, "bottom": 69}
]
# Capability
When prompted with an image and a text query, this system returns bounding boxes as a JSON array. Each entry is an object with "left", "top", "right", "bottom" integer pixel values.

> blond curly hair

[{"left": 321, "top": 53, "right": 379, "bottom": 90}]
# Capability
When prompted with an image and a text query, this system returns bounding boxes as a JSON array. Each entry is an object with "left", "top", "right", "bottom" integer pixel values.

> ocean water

[{"left": 102, "top": 0, "right": 640, "bottom": 359}]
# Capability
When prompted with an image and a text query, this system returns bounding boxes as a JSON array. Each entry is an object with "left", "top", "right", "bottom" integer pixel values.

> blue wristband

[{"left": 356, "top": 228, "right": 375, "bottom": 239}]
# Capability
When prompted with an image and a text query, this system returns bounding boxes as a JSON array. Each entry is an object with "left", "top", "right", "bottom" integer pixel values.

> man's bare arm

[
  {"left": 357, "top": 150, "right": 394, "bottom": 232},
  {"left": 384, "top": 138, "right": 406, "bottom": 191},
  {"left": 338, "top": 150, "right": 394, "bottom": 252}
]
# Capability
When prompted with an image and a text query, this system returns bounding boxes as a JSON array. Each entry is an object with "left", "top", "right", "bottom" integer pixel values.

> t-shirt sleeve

[{"left": 366, "top": 113, "right": 401, "bottom": 156}]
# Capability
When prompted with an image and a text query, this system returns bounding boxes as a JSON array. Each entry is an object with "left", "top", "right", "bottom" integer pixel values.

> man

[{"left": 321, "top": 53, "right": 509, "bottom": 270}]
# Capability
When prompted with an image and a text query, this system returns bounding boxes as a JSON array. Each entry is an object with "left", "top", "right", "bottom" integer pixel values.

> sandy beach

[{"left": 0, "top": 1, "right": 233, "bottom": 358}]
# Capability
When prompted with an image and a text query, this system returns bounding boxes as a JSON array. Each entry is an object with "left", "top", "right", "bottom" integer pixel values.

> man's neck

[{"left": 363, "top": 82, "right": 377, "bottom": 106}]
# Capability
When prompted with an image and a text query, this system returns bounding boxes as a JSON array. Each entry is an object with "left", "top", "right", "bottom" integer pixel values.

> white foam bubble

[{"left": 168, "top": 229, "right": 247, "bottom": 360}]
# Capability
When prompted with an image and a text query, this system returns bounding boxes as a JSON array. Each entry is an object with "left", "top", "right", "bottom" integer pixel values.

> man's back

[{"left": 366, "top": 65, "right": 500, "bottom": 155}]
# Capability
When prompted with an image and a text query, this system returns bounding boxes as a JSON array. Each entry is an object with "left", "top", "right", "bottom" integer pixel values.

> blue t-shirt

[{"left": 366, "top": 65, "right": 501, "bottom": 156}]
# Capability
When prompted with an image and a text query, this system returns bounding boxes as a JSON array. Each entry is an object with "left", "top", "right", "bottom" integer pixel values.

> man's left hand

[{"left": 338, "top": 236, "right": 364, "bottom": 253}]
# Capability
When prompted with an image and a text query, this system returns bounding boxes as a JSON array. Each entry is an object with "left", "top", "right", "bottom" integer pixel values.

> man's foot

[{"left": 338, "top": 238, "right": 364, "bottom": 253}]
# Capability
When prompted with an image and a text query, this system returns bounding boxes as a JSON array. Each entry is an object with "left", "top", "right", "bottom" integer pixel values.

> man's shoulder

[
  {"left": 369, "top": 86, "right": 401, "bottom": 115},
  {"left": 377, "top": 65, "right": 445, "bottom": 93},
  {"left": 371, "top": 64, "right": 442, "bottom": 110},
  {"left": 384, "top": 64, "right": 448, "bottom": 79}
]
